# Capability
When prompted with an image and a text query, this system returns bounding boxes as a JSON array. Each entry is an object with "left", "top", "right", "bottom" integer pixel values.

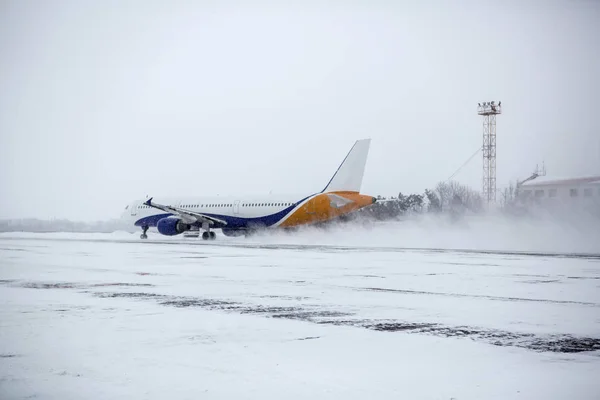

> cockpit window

[{"left": 125, "top": 205, "right": 129, "bottom": 210}]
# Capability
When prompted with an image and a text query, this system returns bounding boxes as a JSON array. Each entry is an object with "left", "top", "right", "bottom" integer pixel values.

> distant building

[{"left": 517, "top": 175, "right": 600, "bottom": 207}]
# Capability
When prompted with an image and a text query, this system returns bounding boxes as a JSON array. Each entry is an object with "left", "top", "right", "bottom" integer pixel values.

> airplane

[{"left": 122, "top": 139, "right": 376, "bottom": 240}]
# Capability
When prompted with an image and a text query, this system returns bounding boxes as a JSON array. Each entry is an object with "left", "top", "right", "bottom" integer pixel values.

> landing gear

[
  {"left": 202, "top": 231, "right": 216, "bottom": 240},
  {"left": 140, "top": 225, "right": 149, "bottom": 239},
  {"left": 200, "top": 222, "right": 216, "bottom": 241}
]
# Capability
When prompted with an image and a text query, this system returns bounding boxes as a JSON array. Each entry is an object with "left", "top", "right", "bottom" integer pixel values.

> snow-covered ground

[{"left": 1, "top": 228, "right": 599, "bottom": 399}]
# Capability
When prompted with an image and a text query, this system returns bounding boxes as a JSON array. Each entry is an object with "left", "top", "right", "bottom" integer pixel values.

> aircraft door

[
  {"left": 130, "top": 202, "right": 137, "bottom": 216},
  {"left": 233, "top": 200, "right": 241, "bottom": 215}
]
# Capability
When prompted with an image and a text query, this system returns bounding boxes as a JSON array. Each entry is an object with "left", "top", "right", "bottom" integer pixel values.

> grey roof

[{"left": 520, "top": 175, "right": 600, "bottom": 187}]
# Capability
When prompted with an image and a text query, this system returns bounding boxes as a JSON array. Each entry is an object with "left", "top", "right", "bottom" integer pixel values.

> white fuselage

[{"left": 122, "top": 193, "right": 310, "bottom": 230}]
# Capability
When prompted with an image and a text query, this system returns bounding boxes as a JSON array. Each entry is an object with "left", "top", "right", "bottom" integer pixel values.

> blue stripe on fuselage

[{"left": 134, "top": 202, "right": 301, "bottom": 230}]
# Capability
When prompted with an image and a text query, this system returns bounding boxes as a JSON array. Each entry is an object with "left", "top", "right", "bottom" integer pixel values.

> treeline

[
  {"left": 355, "top": 181, "right": 483, "bottom": 221},
  {"left": 0, "top": 218, "right": 133, "bottom": 233}
]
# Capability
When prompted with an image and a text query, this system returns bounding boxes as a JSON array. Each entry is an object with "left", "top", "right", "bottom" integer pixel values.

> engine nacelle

[{"left": 157, "top": 218, "right": 191, "bottom": 236}]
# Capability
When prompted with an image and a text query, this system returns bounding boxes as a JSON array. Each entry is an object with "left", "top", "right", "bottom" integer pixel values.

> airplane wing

[{"left": 144, "top": 198, "right": 227, "bottom": 226}]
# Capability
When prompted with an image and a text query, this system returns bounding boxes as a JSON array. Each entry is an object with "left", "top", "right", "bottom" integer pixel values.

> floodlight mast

[{"left": 477, "top": 101, "right": 502, "bottom": 205}]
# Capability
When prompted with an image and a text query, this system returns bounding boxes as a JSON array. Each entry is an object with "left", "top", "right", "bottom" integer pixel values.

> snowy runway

[{"left": 1, "top": 232, "right": 599, "bottom": 399}]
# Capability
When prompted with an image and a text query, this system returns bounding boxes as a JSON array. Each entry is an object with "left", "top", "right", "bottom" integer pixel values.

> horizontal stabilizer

[{"left": 322, "top": 139, "right": 371, "bottom": 193}]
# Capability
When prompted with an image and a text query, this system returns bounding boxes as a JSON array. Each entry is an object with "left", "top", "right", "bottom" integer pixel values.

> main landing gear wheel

[
  {"left": 202, "top": 231, "right": 216, "bottom": 240},
  {"left": 140, "top": 225, "right": 149, "bottom": 239}
]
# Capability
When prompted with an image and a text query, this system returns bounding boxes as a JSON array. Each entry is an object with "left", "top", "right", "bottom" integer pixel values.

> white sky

[{"left": 1, "top": 0, "right": 599, "bottom": 221}]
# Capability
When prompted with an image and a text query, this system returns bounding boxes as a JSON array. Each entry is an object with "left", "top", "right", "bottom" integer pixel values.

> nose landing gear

[{"left": 140, "top": 225, "right": 149, "bottom": 239}]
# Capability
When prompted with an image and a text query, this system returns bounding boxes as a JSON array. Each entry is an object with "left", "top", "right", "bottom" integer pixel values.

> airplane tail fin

[{"left": 322, "top": 139, "right": 371, "bottom": 193}]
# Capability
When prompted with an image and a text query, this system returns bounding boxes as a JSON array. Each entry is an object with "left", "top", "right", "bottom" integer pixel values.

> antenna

[{"left": 533, "top": 162, "right": 547, "bottom": 177}]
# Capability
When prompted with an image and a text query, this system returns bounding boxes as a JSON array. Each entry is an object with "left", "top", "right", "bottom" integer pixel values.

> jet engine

[{"left": 157, "top": 217, "right": 191, "bottom": 236}]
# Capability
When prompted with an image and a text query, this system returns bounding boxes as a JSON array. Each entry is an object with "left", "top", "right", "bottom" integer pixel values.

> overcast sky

[{"left": 1, "top": 0, "right": 599, "bottom": 221}]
